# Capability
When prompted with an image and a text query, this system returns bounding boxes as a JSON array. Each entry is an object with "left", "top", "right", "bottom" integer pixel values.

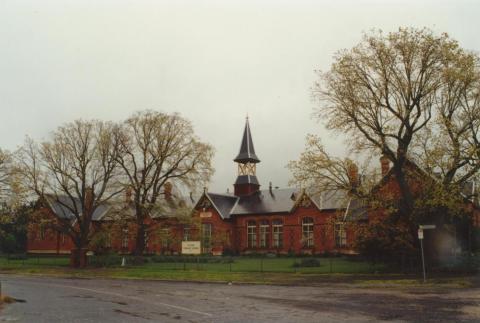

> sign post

[{"left": 418, "top": 225, "right": 436, "bottom": 283}]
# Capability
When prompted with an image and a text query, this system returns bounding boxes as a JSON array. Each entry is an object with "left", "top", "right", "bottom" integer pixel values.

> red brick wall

[
  {"left": 27, "top": 207, "right": 75, "bottom": 254},
  {"left": 232, "top": 206, "right": 343, "bottom": 255}
]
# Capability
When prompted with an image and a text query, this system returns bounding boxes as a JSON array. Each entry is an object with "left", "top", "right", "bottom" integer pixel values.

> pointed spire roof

[{"left": 234, "top": 117, "right": 260, "bottom": 163}]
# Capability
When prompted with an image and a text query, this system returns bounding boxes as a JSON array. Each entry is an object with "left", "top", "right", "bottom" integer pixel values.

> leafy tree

[
  {"left": 290, "top": 28, "right": 480, "bottom": 260},
  {"left": 114, "top": 111, "right": 214, "bottom": 256}
]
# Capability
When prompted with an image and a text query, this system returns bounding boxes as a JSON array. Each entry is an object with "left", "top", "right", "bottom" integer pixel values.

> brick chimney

[
  {"left": 164, "top": 182, "right": 173, "bottom": 199},
  {"left": 380, "top": 155, "right": 390, "bottom": 176}
]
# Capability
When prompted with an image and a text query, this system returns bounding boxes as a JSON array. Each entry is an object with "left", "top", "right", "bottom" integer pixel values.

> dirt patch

[{"left": 0, "top": 295, "right": 26, "bottom": 306}]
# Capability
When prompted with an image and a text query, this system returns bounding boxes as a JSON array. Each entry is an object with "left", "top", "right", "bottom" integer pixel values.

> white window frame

[
  {"left": 202, "top": 223, "right": 212, "bottom": 253},
  {"left": 335, "top": 222, "right": 347, "bottom": 248},
  {"left": 302, "top": 217, "right": 314, "bottom": 248},
  {"left": 272, "top": 220, "right": 283, "bottom": 248},
  {"left": 247, "top": 221, "right": 257, "bottom": 248},
  {"left": 259, "top": 220, "right": 269, "bottom": 248}
]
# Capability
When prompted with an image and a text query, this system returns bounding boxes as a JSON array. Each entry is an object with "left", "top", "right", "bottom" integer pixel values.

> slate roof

[
  {"left": 44, "top": 195, "right": 111, "bottom": 222},
  {"left": 234, "top": 118, "right": 260, "bottom": 163},
  {"left": 200, "top": 188, "right": 363, "bottom": 220},
  {"left": 310, "top": 190, "right": 348, "bottom": 210},
  {"left": 231, "top": 188, "right": 300, "bottom": 215},
  {"left": 343, "top": 197, "right": 369, "bottom": 222},
  {"left": 104, "top": 192, "right": 199, "bottom": 220},
  {"left": 206, "top": 193, "right": 238, "bottom": 219}
]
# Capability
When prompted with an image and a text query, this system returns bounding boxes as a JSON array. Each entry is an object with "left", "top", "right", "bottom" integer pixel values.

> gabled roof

[
  {"left": 234, "top": 118, "right": 260, "bottom": 163},
  {"left": 44, "top": 195, "right": 111, "bottom": 222},
  {"left": 373, "top": 159, "right": 479, "bottom": 208},
  {"left": 343, "top": 197, "right": 369, "bottom": 222},
  {"left": 206, "top": 193, "right": 238, "bottom": 219},
  {"left": 104, "top": 191, "right": 200, "bottom": 221},
  {"left": 310, "top": 190, "right": 349, "bottom": 210},
  {"left": 197, "top": 187, "right": 357, "bottom": 217}
]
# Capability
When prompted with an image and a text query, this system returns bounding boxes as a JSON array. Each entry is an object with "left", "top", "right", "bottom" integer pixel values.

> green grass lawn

[
  {"left": 0, "top": 255, "right": 383, "bottom": 274},
  {"left": 0, "top": 256, "right": 70, "bottom": 268},
  {"left": 0, "top": 255, "right": 475, "bottom": 288},
  {"left": 131, "top": 257, "right": 383, "bottom": 274}
]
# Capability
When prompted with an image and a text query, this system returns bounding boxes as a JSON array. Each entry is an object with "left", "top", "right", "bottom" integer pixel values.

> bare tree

[
  {"left": 115, "top": 111, "right": 214, "bottom": 256},
  {"left": 17, "top": 120, "right": 122, "bottom": 267}
]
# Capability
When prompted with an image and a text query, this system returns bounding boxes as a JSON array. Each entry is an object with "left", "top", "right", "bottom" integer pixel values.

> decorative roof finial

[{"left": 234, "top": 117, "right": 260, "bottom": 163}]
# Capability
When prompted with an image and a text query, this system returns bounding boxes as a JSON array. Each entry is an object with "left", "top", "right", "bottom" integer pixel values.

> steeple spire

[
  {"left": 233, "top": 118, "right": 261, "bottom": 196},
  {"left": 234, "top": 117, "right": 260, "bottom": 163}
]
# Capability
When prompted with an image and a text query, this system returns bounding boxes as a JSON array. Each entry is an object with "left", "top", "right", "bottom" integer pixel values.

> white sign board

[
  {"left": 182, "top": 241, "right": 201, "bottom": 255},
  {"left": 418, "top": 229, "right": 424, "bottom": 240},
  {"left": 200, "top": 212, "right": 212, "bottom": 218}
]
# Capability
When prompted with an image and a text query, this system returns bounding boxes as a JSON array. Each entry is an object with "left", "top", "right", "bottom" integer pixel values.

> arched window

[
  {"left": 302, "top": 217, "right": 314, "bottom": 247},
  {"left": 122, "top": 228, "right": 129, "bottom": 249},
  {"left": 335, "top": 222, "right": 347, "bottom": 248},
  {"left": 183, "top": 225, "right": 190, "bottom": 241},
  {"left": 272, "top": 220, "right": 283, "bottom": 248},
  {"left": 259, "top": 220, "right": 269, "bottom": 248},
  {"left": 202, "top": 223, "right": 212, "bottom": 253},
  {"left": 247, "top": 220, "right": 257, "bottom": 248}
]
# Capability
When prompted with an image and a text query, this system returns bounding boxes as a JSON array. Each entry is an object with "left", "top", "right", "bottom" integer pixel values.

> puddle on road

[{"left": 1, "top": 296, "right": 26, "bottom": 304}]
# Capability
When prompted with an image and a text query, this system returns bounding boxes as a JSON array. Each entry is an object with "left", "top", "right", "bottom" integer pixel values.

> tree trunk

[
  {"left": 70, "top": 248, "right": 88, "bottom": 268},
  {"left": 70, "top": 231, "right": 90, "bottom": 268},
  {"left": 134, "top": 207, "right": 146, "bottom": 256},
  {"left": 393, "top": 164, "right": 414, "bottom": 219}
]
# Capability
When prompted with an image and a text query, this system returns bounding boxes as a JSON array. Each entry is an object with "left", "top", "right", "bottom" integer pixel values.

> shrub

[
  {"left": 292, "top": 258, "right": 321, "bottom": 267},
  {"left": 151, "top": 255, "right": 234, "bottom": 264},
  {"left": 6, "top": 253, "right": 28, "bottom": 260}
]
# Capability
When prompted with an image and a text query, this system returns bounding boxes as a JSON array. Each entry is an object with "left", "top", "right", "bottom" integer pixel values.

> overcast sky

[{"left": 1, "top": 0, "right": 479, "bottom": 193}]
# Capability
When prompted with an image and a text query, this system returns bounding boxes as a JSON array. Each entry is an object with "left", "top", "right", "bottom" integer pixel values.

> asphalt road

[{"left": 1, "top": 275, "right": 479, "bottom": 322}]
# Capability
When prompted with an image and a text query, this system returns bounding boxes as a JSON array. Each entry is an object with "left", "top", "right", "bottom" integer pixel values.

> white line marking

[{"left": 7, "top": 279, "right": 212, "bottom": 317}]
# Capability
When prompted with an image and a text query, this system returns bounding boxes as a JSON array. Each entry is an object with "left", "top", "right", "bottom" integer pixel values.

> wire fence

[
  {"left": 1, "top": 253, "right": 478, "bottom": 274},
  {"left": 0, "top": 254, "right": 383, "bottom": 274}
]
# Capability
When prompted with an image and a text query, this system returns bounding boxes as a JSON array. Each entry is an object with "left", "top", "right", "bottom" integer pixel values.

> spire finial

[{"left": 234, "top": 116, "right": 260, "bottom": 163}]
